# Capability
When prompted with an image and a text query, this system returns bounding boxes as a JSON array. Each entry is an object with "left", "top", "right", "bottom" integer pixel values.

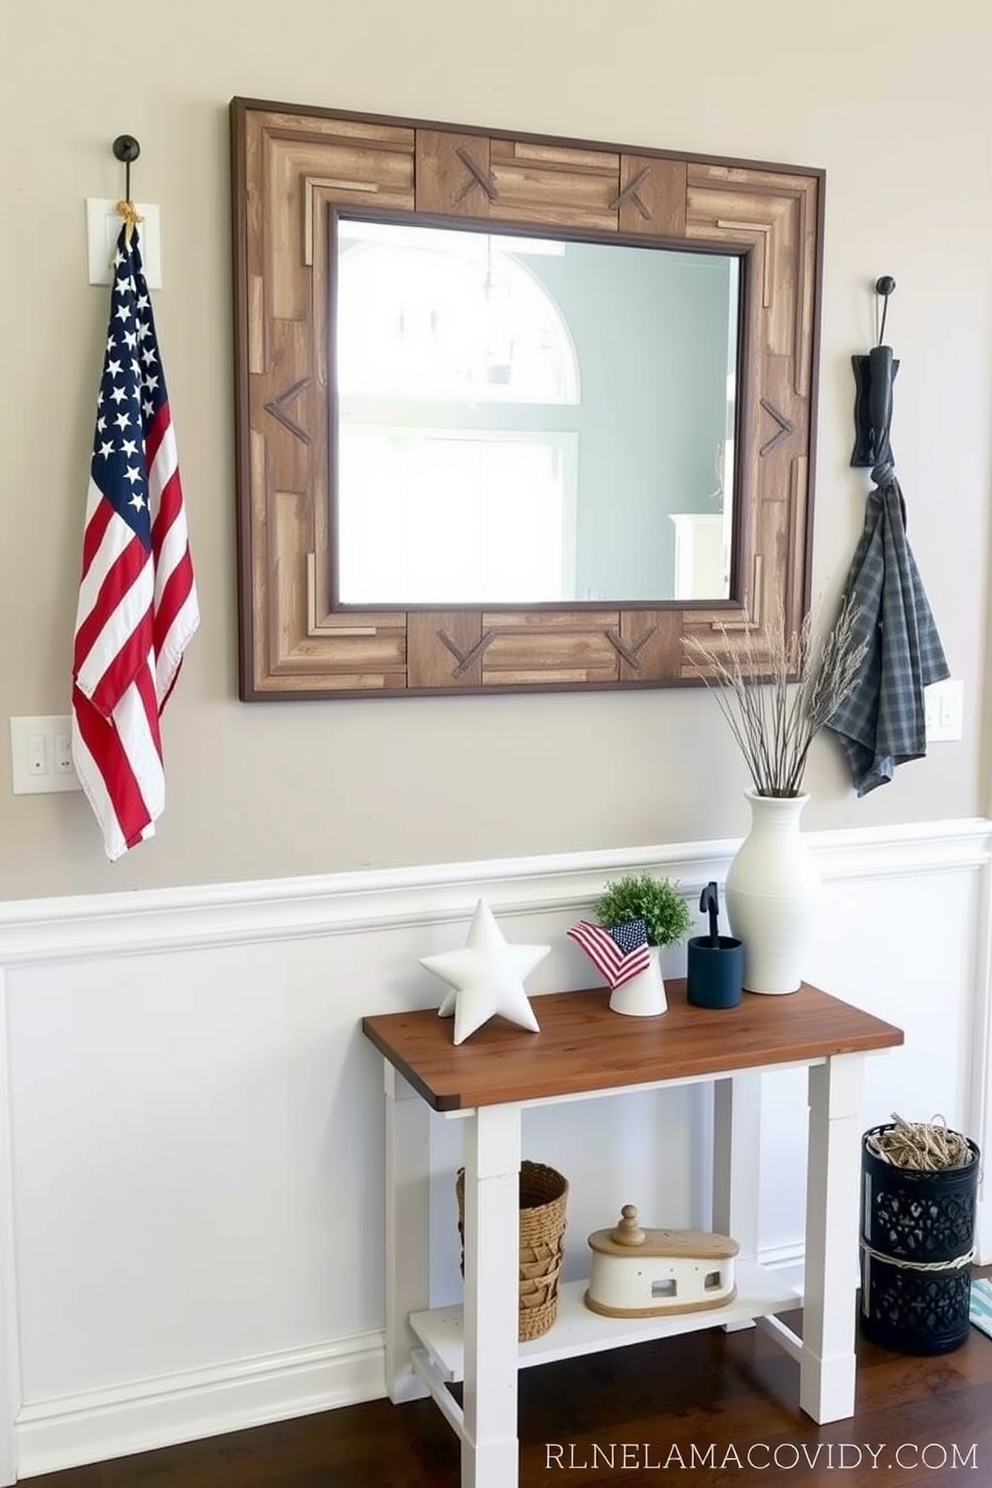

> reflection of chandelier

[
  {"left": 482, "top": 238, "right": 513, "bottom": 384},
  {"left": 338, "top": 222, "right": 577, "bottom": 403}
]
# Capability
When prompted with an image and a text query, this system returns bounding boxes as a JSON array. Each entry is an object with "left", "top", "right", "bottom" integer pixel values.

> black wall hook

[
  {"left": 874, "top": 274, "right": 896, "bottom": 347},
  {"left": 112, "top": 134, "right": 141, "bottom": 203}
]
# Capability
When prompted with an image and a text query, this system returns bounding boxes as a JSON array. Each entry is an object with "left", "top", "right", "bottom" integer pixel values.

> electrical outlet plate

[
  {"left": 9, "top": 716, "right": 83, "bottom": 795},
  {"left": 924, "top": 679, "right": 964, "bottom": 744}
]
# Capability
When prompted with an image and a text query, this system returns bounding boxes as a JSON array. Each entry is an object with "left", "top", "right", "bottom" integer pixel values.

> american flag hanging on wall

[
  {"left": 567, "top": 918, "right": 652, "bottom": 989},
  {"left": 72, "top": 220, "right": 199, "bottom": 861}
]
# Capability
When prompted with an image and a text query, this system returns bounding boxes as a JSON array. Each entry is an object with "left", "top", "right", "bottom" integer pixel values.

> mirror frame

[{"left": 231, "top": 97, "right": 824, "bottom": 700}]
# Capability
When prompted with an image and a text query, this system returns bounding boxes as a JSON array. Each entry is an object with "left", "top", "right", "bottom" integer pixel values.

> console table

[{"left": 362, "top": 981, "right": 903, "bottom": 1488}]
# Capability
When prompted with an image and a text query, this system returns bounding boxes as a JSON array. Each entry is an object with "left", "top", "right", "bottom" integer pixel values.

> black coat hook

[
  {"left": 112, "top": 134, "right": 141, "bottom": 203},
  {"left": 874, "top": 274, "right": 896, "bottom": 347}
]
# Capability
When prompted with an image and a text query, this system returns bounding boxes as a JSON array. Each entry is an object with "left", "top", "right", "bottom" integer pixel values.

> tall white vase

[
  {"left": 609, "top": 946, "right": 668, "bottom": 1017},
  {"left": 724, "top": 791, "right": 818, "bottom": 995}
]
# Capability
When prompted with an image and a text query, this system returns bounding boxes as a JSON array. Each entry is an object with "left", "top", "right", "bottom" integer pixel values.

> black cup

[{"left": 686, "top": 935, "right": 744, "bottom": 1009}]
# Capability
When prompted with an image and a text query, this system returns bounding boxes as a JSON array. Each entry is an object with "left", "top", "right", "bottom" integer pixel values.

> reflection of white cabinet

[{"left": 670, "top": 512, "right": 729, "bottom": 599}]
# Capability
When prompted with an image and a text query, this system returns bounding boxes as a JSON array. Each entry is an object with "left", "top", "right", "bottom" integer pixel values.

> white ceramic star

[{"left": 421, "top": 899, "right": 549, "bottom": 1045}]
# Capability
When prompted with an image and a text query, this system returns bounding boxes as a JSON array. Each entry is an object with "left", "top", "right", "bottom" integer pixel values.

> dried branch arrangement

[{"left": 683, "top": 599, "right": 868, "bottom": 798}]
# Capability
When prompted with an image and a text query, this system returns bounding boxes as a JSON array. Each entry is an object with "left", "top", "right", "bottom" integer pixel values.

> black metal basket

[{"left": 859, "top": 1124, "right": 980, "bottom": 1355}]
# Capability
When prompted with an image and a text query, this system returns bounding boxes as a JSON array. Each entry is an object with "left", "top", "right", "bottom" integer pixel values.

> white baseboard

[
  {"left": 15, "top": 1244, "right": 809, "bottom": 1481},
  {"left": 14, "top": 1332, "right": 384, "bottom": 1480},
  {"left": 12, "top": 1246, "right": 806, "bottom": 1481}
]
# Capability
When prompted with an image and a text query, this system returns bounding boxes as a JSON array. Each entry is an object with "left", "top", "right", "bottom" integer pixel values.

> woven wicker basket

[{"left": 456, "top": 1160, "right": 569, "bottom": 1341}]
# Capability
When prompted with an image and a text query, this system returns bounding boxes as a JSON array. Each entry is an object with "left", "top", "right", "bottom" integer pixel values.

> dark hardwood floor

[{"left": 29, "top": 1300, "right": 992, "bottom": 1488}]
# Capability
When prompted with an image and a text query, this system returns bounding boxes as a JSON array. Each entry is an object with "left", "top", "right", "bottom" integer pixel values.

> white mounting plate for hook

[{"left": 85, "top": 199, "right": 162, "bottom": 288}]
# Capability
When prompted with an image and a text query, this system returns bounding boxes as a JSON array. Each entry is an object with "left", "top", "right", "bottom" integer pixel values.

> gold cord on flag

[{"left": 114, "top": 199, "right": 144, "bottom": 246}]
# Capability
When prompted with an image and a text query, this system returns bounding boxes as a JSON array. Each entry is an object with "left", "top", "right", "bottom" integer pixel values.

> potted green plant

[{"left": 594, "top": 873, "right": 691, "bottom": 1017}]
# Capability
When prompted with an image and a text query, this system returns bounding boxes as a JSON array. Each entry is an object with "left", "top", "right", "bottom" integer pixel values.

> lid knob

[{"left": 611, "top": 1203, "right": 645, "bottom": 1246}]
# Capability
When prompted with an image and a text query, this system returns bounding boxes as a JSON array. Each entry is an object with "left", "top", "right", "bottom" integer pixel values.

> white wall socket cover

[
  {"left": 923, "top": 679, "right": 964, "bottom": 743},
  {"left": 86, "top": 199, "right": 162, "bottom": 288},
  {"left": 9, "top": 716, "right": 82, "bottom": 795}
]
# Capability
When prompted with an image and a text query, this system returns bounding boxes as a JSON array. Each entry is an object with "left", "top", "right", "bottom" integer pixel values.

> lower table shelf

[{"left": 409, "top": 1261, "right": 800, "bottom": 1383}]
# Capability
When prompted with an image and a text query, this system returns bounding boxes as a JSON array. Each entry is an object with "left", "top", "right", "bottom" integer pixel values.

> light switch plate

[
  {"left": 924, "top": 679, "right": 964, "bottom": 743},
  {"left": 86, "top": 199, "right": 162, "bottom": 288},
  {"left": 10, "top": 716, "right": 82, "bottom": 795}
]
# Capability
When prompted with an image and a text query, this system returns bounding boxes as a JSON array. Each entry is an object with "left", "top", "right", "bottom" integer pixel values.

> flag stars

[
  {"left": 143, "top": 373, "right": 159, "bottom": 394},
  {"left": 142, "top": 398, "right": 154, "bottom": 419},
  {"left": 75, "top": 228, "right": 198, "bottom": 862},
  {"left": 140, "top": 346, "right": 157, "bottom": 367}
]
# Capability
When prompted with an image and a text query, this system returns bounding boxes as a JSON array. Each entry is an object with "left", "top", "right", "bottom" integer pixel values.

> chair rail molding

[{"left": 1, "top": 817, "right": 990, "bottom": 964}]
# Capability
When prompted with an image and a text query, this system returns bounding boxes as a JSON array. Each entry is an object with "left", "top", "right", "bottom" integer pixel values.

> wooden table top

[{"left": 362, "top": 982, "right": 904, "bottom": 1111}]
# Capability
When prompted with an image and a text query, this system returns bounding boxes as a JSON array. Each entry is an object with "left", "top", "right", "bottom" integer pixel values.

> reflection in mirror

[{"left": 334, "top": 218, "right": 740, "bottom": 607}]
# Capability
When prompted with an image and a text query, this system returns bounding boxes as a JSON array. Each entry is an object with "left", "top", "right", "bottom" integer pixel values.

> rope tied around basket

[
  {"left": 860, "top": 1240, "right": 975, "bottom": 1272},
  {"left": 865, "top": 1112, "right": 972, "bottom": 1172}
]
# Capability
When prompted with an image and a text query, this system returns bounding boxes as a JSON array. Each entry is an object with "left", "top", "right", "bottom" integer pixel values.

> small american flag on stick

[
  {"left": 71, "top": 219, "right": 198, "bottom": 860},
  {"left": 568, "top": 918, "right": 652, "bottom": 989}
]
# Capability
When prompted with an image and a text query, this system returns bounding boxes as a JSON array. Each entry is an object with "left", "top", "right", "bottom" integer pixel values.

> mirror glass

[{"left": 334, "top": 217, "right": 741, "bottom": 607}]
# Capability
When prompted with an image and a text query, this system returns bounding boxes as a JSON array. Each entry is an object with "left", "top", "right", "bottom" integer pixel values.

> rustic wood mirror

[{"left": 231, "top": 98, "right": 823, "bottom": 700}]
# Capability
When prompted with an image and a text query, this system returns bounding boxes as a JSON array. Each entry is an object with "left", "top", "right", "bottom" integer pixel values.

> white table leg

[
  {"left": 712, "top": 1074, "right": 762, "bottom": 1256},
  {"left": 383, "top": 1065, "right": 431, "bottom": 1403},
  {"left": 712, "top": 1074, "right": 761, "bottom": 1332},
  {"left": 461, "top": 1104, "right": 521, "bottom": 1488},
  {"left": 800, "top": 1053, "right": 864, "bottom": 1423}
]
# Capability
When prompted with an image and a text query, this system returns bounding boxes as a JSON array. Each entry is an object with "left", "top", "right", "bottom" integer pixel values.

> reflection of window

[
  {"left": 339, "top": 427, "right": 578, "bottom": 605},
  {"left": 337, "top": 221, "right": 579, "bottom": 404},
  {"left": 336, "top": 219, "right": 582, "bottom": 604}
]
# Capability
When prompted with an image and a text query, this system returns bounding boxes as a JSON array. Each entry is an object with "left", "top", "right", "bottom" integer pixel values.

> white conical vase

[
  {"left": 609, "top": 946, "right": 668, "bottom": 1017},
  {"left": 724, "top": 791, "right": 818, "bottom": 995}
]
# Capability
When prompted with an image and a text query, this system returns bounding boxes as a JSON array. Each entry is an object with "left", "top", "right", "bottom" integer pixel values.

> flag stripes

[
  {"left": 567, "top": 918, "right": 652, "bottom": 989},
  {"left": 71, "top": 222, "right": 198, "bottom": 861}
]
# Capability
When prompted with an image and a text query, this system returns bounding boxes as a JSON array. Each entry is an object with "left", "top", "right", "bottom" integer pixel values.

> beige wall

[{"left": 2, "top": 0, "right": 990, "bottom": 902}]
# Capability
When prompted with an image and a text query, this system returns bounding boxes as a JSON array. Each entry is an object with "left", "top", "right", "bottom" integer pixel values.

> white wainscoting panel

[
  {"left": 758, "top": 849, "right": 985, "bottom": 1257},
  {"left": 0, "top": 818, "right": 988, "bottom": 1480},
  {"left": 0, "top": 978, "right": 22, "bottom": 1487}
]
